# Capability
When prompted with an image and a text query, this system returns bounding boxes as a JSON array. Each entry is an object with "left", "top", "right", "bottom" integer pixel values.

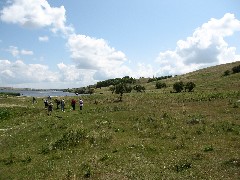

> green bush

[
  {"left": 133, "top": 85, "right": 145, "bottom": 92},
  {"left": 223, "top": 70, "right": 231, "bottom": 76},
  {"left": 173, "top": 161, "right": 192, "bottom": 172},
  {"left": 51, "top": 129, "right": 87, "bottom": 150},
  {"left": 232, "top": 65, "right": 240, "bottom": 74},
  {"left": 173, "top": 81, "right": 184, "bottom": 93},
  {"left": 185, "top": 82, "right": 196, "bottom": 92},
  {"left": 155, "top": 81, "right": 166, "bottom": 89}
]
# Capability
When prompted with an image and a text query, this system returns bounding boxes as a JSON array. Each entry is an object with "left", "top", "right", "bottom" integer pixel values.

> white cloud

[
  {"left": 39, "top": 36, "right": 49, "bottom": 42},
  {"left": 0, "top": 59, "right": 99, "bottom": 88},
  {"left": 21, "top": 49, "right": 33, "bottom": 55},
  {"left": 57, "top": 62, "right": 97, "bottom": 85},
  {"left": 7, "top": 46, "right": 19, "bottom": 57},
  {"left": 67, "top": 34, "right": 131, "bottom": 80},
  {"left": 156, "top": 13, "right": 240, "bottom": 76},
  {"left": 6, "top": 46, "right": 33, "bottom": 57},
  {"left": 0, "top": 60, "right": 59, "bottom": 85},
  {"left": 0, "top": 0, "right": 74, "bottom": 35}
]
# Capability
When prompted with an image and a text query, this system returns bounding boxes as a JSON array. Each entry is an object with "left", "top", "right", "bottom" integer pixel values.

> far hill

[{"left": 92, "top": 61, "right": 240, "bottom": 94}]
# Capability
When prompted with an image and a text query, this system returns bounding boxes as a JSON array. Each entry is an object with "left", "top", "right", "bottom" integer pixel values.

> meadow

[{"left": 0, "top": 61, "right": 240, "bottom": 179}]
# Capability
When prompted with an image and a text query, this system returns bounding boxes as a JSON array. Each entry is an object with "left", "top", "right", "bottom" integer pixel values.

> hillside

[{"left": 0, "top": 61, "right": 240, "bottom": 179}]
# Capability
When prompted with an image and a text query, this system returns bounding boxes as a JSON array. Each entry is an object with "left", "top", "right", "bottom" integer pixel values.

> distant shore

[{"left": 0, "top": 89, "right": 78, "bottom": 97}]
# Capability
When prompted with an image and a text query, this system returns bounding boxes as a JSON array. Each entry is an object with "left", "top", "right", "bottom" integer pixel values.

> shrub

[
  {"left": 155, "top": 81, "right": 166, "bottom": 89},
  {"left": 51, "top": 129, "right": 86, "bottom": 150},
  {"left": 133, "top": 85, "right": 145, "bottom": 92},
  {"left": 223, "top": 70, "right": 231, "bottom": 76},
  {"left": 173, "top": 81, "right": 184, "bottom": 93},
  {"left": 114, "top": 83, "right": 132, "bottom": 101},
  {"left": 232, "top": 65, "right": 240, "bottom": 74},
  {"left": 173, "top": 161, "right": 192, "bottom": 172},
  {"left": 185, "top": 82, "right": 196, "bottom": 92},
  {"left": 204, "top": 145, "right": 214, "bottom": 152}
]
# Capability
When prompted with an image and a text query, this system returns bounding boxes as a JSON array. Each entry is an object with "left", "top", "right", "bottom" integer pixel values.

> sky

[{"left": 0, "top": 0, "right": 240, "bottom": 89}]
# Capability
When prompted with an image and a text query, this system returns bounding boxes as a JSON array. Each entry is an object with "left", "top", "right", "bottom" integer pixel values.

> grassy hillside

[{"left": 0, "top": 61, "right": 240, "bottom": 179}]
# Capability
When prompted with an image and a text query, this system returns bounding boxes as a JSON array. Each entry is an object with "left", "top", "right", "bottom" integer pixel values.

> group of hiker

[{"left": 42, "top": 97, "right": 83, "bottom": 115}]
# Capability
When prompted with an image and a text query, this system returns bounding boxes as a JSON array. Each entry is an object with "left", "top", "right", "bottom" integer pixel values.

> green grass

[{"left": 0, "top": 61, "right": 240, "bottom": 179}]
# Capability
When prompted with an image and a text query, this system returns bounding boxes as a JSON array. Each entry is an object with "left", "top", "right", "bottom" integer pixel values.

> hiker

[
  {"left": 61, "top": 99, "right": 65, "bottom": 112},
  {"left": 48, "top": 102, "right": 53, "bottom": 115},
  {"left": 44, "top": 99, "right": 48, "bottom": 109},
  {"left": 79, "top": 99, "right": 83, "bottom": 110},
  {"left": 55, "top": 99, "right": 60, "bottom": 109},
  {"left": 32, "top": 97, "right": 36, "bottom": 104},
  {"left": 71, "top": 99, "right": 76, "bottom": 110}
]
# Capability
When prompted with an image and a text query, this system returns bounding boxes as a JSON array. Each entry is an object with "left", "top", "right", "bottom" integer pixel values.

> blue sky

[{"left": 0, "top": 0, "right": 240, "bottom": 89}]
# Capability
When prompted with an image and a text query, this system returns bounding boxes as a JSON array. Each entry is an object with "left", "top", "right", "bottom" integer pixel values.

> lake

[{"left": 0, "top": 89, "right": 79, "bottom": 97}]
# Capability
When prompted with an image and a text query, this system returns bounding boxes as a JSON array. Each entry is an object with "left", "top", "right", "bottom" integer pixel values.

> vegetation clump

[
  {"left": 133, "top": 84, "right": 145, "bottom": 92},
  {"left": 0, "top": 92, "right": 20, "bottom": 96},
  {"left": 155, "top": 81, "right": 167, "bottom": 89}
]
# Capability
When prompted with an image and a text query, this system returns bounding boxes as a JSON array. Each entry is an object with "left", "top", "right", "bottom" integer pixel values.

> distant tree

[
  {"left": 232, "top": 65, "right": 240, "bottom": 74},
  {"left": 185, "top": 82, "right": 196, "bottom": 92},
  {"left": 173, "top": 81, "right": 184, "bottom": 93},
  {"left": 133, "top": 85, "right": 145, "bottom": 92},
  {"left": 114, "top": 83, "right": 132, "bottom": 101},
  {"left": 156, "top": 82, "right": 167, "bottom": 89}
]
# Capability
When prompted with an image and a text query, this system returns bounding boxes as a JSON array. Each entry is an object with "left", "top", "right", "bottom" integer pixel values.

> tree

[
  {"left": 173, "top": 81, "right": 184, "bottom": 93},
  {"left": 156, "top": 82, "right": 166, "bottom": 89},
  {"left": 185, "top": 82, "right": 196, "bottom": 92},
  {"left": 109, "top": 85, "right": 115, "bottom": 94},
  {"left": 133, "top": 85, "right": 145, "bottom": 92},
  {"left": 114, "top": 83, "right": 132, "bottom": 101}
]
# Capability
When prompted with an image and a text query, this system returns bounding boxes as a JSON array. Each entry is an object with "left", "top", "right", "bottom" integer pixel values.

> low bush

[
  {"left": 51, "top": 129, "right": 87, "bottom": 150},
  {"left": 173, "top": 81, "right": 184, "bottom": 93},
  {"left": 156, "top": 82, "right": 166, "bottom": 89},
  {"left": 232, "top": 65, "right": 240, "bottom": 74}
]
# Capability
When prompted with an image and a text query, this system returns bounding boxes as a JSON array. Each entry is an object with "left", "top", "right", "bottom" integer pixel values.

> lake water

[{"left": 0, "top": 89, "right": 78, "bottom": 97}]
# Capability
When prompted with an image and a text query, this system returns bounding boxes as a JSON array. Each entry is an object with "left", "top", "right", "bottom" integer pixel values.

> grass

[{"left": 0, "top": 61, "right": 240, "bottom": 179}]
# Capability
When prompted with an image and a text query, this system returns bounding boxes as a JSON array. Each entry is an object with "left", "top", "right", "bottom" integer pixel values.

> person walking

[
  {"left": 61, "top": 99, "right": 65, "bottom": 112},
  {"left": 79, "top": 99, "right": 83, "bottom": 110},
  {"left": 71, "top": 99, "right": 76, "bottom": 110},
  {"left": 44, "top": 99, "right": 48, "bottom": 109},
  {"left": 48, "top": 102, "right": 53, "bottom": 115},
  {"left": 32, "top": 97, "right": 36, "bottom": 104}
]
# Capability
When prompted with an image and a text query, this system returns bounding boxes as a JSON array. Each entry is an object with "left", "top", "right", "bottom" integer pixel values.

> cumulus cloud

[
  {"left": 6, "top": 46, "right": 33, "bottom": 57},
  {"left": 156, "top": 13, "right": 240, "bottom": 76},
  {"left": 0, "top": 0, "right": 74, "bottom": 35},
  {"left": 0, "top": 59, "right": 99, "bottom": 88},
  {"left": 39, "top": 36, "right": 49, "bottom": 42},
  {"left": 21, "top": 49, "right": 33, "bottom": 55},
  {"left": 0, "top": 60, "right": 59, "bottom": 85},
  {"left": 57, "top": 62, "right": 98, "bottom": 87},
  {"left": 67, "top": 34, "right": 131, "bottom": 80}
]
